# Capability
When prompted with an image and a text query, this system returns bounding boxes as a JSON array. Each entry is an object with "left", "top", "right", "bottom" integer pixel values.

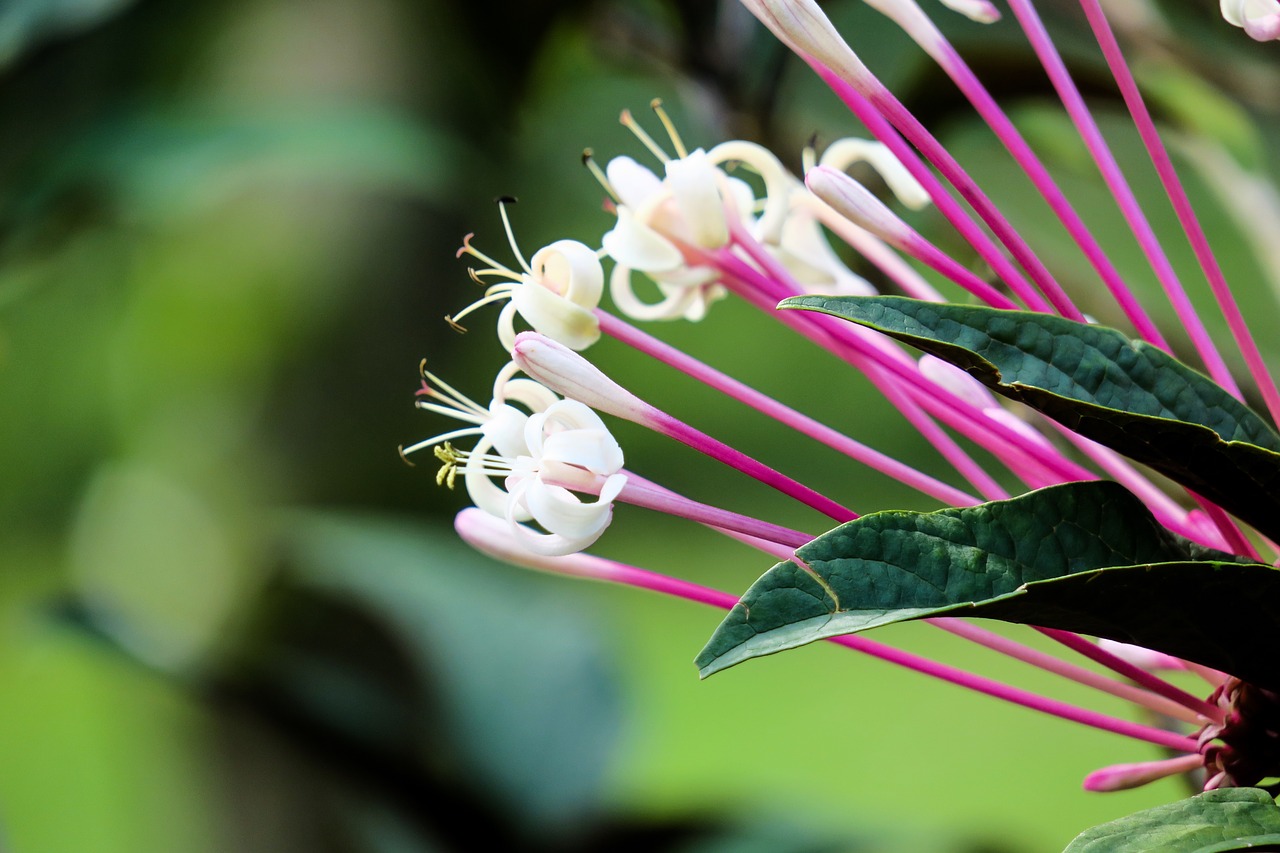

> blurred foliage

[{"left": 1, "top": 0, "right": 1279, "bottom": 850}]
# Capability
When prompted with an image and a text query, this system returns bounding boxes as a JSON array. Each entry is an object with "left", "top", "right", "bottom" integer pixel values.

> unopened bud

[
  {"left": 1082, "top": 754, "right": 1202, "bottom": 792},
  {"left": 741, "top": 0, "right": 872, "bottom": 88},
  {"left": 511, "top": 332, "right": 656, "bottom": 426},
  {"left": 806, "top": 165, "right": 914, "bottom": 248}
]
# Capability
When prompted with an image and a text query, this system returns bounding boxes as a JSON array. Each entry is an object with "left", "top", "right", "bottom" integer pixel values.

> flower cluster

[{"left": 408, "top": 0, "right": 1280, "bottom": 839}]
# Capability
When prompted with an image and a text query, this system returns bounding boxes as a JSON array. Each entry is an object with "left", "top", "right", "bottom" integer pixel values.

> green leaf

[
  {"left": 695, "top": 481, "right": 1280, "bottom": 685},
  {"left": 1063, "top": 788, "right": 1280, "bottom": 852},
  {"left": 779, "top": 295, "right": 1280, "bottom": 539}
]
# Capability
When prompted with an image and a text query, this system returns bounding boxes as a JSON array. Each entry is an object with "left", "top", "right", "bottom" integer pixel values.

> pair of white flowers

[
  {"left": 412, "top": 366, "right": 626, "bottom": 557},
  {"left": 432, "top": 135, "right": 928, "bottom": 556}
]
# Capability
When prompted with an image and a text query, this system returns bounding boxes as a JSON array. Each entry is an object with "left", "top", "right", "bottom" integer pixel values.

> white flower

[
  {"left": 1221, "top": 0, "right": 1280, "bottom": 41},
  {"left": 451, "top": 203, "right": 604, "bottom": 351},
  {"left": 601, "top": 148, "right": 744, "bottom": 321},
  {"left": 501, "top": 400, "right": 628, "bottom": 556},
  {"left": 405, "top": 364, "right": 627, "bottom": 556}
]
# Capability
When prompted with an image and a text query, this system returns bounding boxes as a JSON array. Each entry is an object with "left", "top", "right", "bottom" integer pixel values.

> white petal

[
  {"left": 819, "top": 138, "right": 931, "bottom": 211},
  {"left": 775, "top": 210, "right": 876, "bottom": 295},
  {"left": 601, "top": 207, "right": 684, "bottom": 272},
  {"left": 937, "top": 0, "right": 1000, "bottom": 24},
  {"left": 495, "top": 375, "right": 559, "bottom": 414},
  {"left": 528, "top": 240, "right": 604, "bottom": 307},
  {"left": 606, "top": 156, "right": 663, "bottom": 209},
  {"left": 609, "top": 263, "right": 703, "bottom": 321},
  {"left": 707, "top": 140, "right": 796, "bottom": 244},
  {"left": 482, "top": 402, "right": 531, "bottom": 459},
  {"left": 665, "top": 149, "right": 729, "bottom": 248},
  {"left": 511, "top": 281, "right": 601, "bottom": 351},
  {"left": 463, "top": 438, "right": 531, "bottom": 522},
  {"left": 542, "top": 429, "right": 624, "bottom": 475},
  {"left": 541, "top": 398, "right": 611, "bottom": 435},
  {"left": 522, "top": 479, "right": 615, "bottom": 539},
  {"left": 501, "top": 473, "right": 616, "bottom": 555}
]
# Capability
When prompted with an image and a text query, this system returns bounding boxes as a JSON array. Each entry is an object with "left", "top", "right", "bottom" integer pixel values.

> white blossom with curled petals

[
  {"left": 501, "top": 400, "right": 628, "bottom": 556},
  {"left": 601, "top": 149, "right": 745, "bottom": 322},
  {"left": 452, "top": 206, "right": 605, "bottom": 351},
  {"left": 404, "top": 364, "right": 628, "bottom": 557}
]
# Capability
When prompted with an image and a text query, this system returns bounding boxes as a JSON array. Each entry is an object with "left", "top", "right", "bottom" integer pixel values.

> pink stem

[
  {"left": 647, "top": 407, "right": 858, "bottom": 523},
  {"left": 599, "top": 310, "right": 979, "bottom": 507},
  {"left": 922, "top": 35, "right": 1170, "bottom": 344},
  {"left": 807, "top": 201, "right": 945, "bottom": 301},
  {"left": 1191, "top": 494, "right": 1261, "bottom": 562},
  {"left": 1079, "top": 0, "right": 1280, "bottom": 425},
  {"left": 813, "top": 65, "right": 1064, "bottom": 316},
  {"left": 1038, "top": 628, "right": 1223, "bottom": 722},
  {"left": 898, "top": 232, "right": 1021, "bottom": 309},
  {"left": 930, "top": 618, "right": 1204, "bottom": 724},
  {"left": 1006, "top": 0, "right": 1240, "bottom": 396},
  {"left": 718, "top": 226, "right": 1094, "bottom": 486},
  {"left": 458, "top": 510, "right": 1199, "bottom": 752},
  {"left": 614, "top": 473, "right": 813, "bottom": 549},
  {"left": 706, "top": 236, "right": 1013, "bottom": 499}
]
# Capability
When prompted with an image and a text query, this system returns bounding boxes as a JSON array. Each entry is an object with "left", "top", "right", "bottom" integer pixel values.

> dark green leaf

[
  {"left": 1063, "top": 788, "right": 1280, "bottom": 852},
  {"left": 696, "top": 482, "right": 1280, "bottom": 686},
  {"left": 779, "top": 295, "right": 1280, "bottom": 539}
]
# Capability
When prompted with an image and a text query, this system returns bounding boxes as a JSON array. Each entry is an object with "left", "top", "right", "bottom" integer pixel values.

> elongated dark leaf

[
  {"left": 780, "top": 295, "right": 1280, "bottom": 539},
  {"left": 696, "top": 482, "right": 1280, "bottom": 687},
  {"left": 1063, "top": 788, "right": 1280, "bottom": 852}
]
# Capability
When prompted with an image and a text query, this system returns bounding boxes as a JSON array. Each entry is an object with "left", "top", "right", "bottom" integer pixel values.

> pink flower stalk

[{"left": 412, "top": 0, "right": 1280, "bottom": 803}]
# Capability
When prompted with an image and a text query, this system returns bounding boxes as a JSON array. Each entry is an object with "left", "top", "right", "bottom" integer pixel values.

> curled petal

[
  {"left": 775, "top": 209, "right": 876, "bottom": 295},
  {"left": 522, "top": 473, "right": 627, "bottom": 540},
  {"left": 482, "top": 402, "right": 532, "bottom": 459},
  {"left": 464, "top": 437, "right": 532, "bottom": 522},
  {"left": 528, "top": 239, "right": 604, "bottom": 307},
  {"left": 819, "top": 138, "right": 931, "bottom": 210},
  {"left": 666, "top": 149, "right": 729, "bottom": 248},
  {"left": 708, "top": 140, "right": 795, "bottom": 244},
  {"left": 504, "top": 474, "right": 626, "bottom": 556},
  {"left": 602, "top": 207, "right": 684, "bottom": 272},
  {"left": 937, "top": 0, "right": 1000, "bottom": 24},
  {"left": 524, "top": 399, "right": 617, "bottom": 461},
  {"left": 609, "top": 262, "right": 709, "bottom": 322},
  {"left": 542, "top": 429, "right": 624, "bottom": 475},
  {"left": 511, "top": 282, "right": 601, "bottom": 351},
  {"left": 494, "top": 375, "right": 559, "bottom": 415},
  {"left": 606, "top": 156, "right": 663, "bottom": 209}
]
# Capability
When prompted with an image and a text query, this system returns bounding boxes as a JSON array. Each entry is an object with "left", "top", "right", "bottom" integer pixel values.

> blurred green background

[{"left": 2, "top": 1, "right": 1279, "bottom": 850}]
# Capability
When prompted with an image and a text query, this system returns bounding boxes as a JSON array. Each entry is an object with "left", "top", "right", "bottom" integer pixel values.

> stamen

[
  {"left": 400, "top": 427, "right": 485, "bottom": 459},
  {"left": 801, "top": 132, "right": 819, "bottom": 174},
  {"left": 414, "top": 400, "right": 487, "bottom": 424},
  {"left": 434, "top": 443, "right": 459, "bottom": 488},
  {"left": 445, "top": 287, "right": 517, "bottom": 329},
  {"left": 582, "top": 149, "right": 618, "bottom": 202},
  {"left": 495, "top": 197, "right": 532, "bottom": 275},
  {"left": 457, "top": 233, "right": 520, "bottom": 278},
  {"left": 418, "top": 362, "right": 491, "bottom": 418},
  {"left": 619, "top": 109, "right": 671, "bottom": 162},
  {"left": 431, "top": 442, "right": 524, "bottom": 489},
  {"left": 649, "top": 98, "right": 688, "bottom": 159},
  {"left": 397, "top": 444, "right": 415, "bottom": 468}
]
